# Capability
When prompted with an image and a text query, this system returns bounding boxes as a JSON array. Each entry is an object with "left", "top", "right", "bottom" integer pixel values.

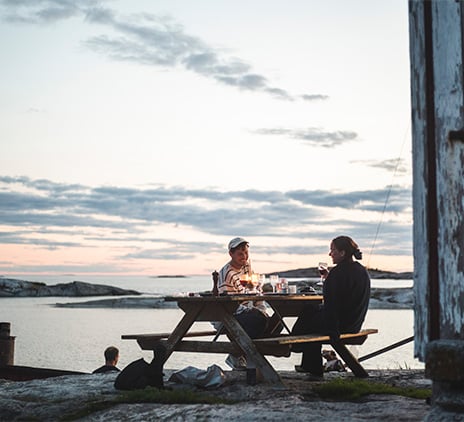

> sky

[{"left": 0, "top": 0, "right": 413, "bottom": 277}]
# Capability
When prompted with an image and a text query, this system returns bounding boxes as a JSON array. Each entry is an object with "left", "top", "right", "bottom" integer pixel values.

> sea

[{"left": 0, "top": 274, "right": 423, "bottom": 374}]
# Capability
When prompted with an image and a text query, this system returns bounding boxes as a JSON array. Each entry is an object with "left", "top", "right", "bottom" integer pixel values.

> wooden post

[
  {"left": 0, "top": 322, "right": 15, "bottom": 366},
  {"left": 409, "top": 0, "right": 464, "bottom": 417}
]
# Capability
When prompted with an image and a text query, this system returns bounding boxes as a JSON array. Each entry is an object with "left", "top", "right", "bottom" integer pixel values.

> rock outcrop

[
  {"left": 0, "top": 369, "right": 431, "bottom": 421},
  {"left": 52, "top": 287, "right": 414, "bottom": 309},
  {"left": 369, "top": 287, "right": 414, "bottom": 309},
  {"left": 54, "top": 296, "right": 177, "bottom": 308},
  {"left": 0, "top": 278, "right": 140, "bottom": 297}
]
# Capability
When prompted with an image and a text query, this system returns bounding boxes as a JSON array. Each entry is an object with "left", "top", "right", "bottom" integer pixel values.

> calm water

[{"left": 0, "top": 275, "right": 422, "bottom": 373}]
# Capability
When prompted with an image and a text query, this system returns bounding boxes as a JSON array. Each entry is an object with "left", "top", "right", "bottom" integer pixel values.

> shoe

[
  {"left": 295, "top": 365, "right": 323, "bottom": 380},
  {"left": 225, "top": 354, "right": 247, "bottom": 371},
  {"left": 306, "top": 373, "right": 324, "bottom": 382}
]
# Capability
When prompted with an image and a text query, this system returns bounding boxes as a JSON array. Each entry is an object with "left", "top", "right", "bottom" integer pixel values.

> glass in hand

[{"left": 318, "top": 262, "right": 328, "bottom": 284}]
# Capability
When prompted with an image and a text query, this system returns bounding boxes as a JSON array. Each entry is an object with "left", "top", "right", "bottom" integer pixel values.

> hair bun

[{"left": 354, "top": 249, "right": 363, "bottom": 260}]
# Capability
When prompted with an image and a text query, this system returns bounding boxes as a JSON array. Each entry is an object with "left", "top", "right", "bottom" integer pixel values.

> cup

[{"left": 288, "top": 285, "right": 297, "bottom": 294}]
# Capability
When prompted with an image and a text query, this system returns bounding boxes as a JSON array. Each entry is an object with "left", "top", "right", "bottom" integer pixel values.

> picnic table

[{"left": 123, "top": 293, "right": 377, "bottom": 385}]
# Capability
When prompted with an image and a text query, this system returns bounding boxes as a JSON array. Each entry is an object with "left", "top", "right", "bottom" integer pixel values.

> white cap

[{"left": 228, "top": 237, "right": 249, "bottom": 250}]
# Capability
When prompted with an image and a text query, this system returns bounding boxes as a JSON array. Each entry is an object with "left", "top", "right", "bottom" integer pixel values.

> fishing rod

[
  {"left": 367, "top": 123, "right": 410, "bottom": 268},
  {"left": 358, "top": 336, "right": 414, "bottom": 362}
]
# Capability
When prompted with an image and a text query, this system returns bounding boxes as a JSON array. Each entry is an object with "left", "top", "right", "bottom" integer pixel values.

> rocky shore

[
  {"left": 0, "top": 369, "right": 431, "bottom": 421},
  {"left": 53, "top": 286, "right": 413, "bottom": 310},
  {"left": 268, "top": 267, "right": 413, "bottom": 280},
  {"left": 0, "top": 278, "right": 140, "bottom": 297}
]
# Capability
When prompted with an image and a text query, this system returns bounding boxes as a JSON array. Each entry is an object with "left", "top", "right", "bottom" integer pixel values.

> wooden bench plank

[
  {"left": 123, "top": 328, "right": 377, "bottom": 344},
  {"left": 157, "top": 339, "right": 291, "bottom": 357},
  {"left": 121, "top": 330, "right": 218, "bottom": 341},
  {"left": 132, "top": 337, "right": 291, "bottom": 357},
  {"left": 125, "top": 330, "right": 377, "bottom": 358},
  {"left": 253, "top": 329, "right": 378, "bottom": 346}
]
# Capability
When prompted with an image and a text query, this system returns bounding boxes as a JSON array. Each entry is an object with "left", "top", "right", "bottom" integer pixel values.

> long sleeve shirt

[
  {"left": 218, "top": 262, "right": 267, "bottom": 315},
  {"left": 322, "top": 260, "right": 371, "bottom": 338}
]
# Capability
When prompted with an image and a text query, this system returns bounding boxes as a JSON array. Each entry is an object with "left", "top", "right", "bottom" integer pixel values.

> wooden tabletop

[
  {"left": 165, "top": 293, "right": 323, "bottom": 302},
  {"left": 165, "top": 293, "right": 323, "bottom": 321}
]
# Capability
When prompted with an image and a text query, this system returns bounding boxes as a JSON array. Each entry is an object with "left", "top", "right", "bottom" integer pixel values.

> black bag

[{"left": 114, "top": 345, "right": 165, "bottom": 390}]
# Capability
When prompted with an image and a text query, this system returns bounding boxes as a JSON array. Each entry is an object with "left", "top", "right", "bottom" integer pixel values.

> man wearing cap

[{"left": 218, "top": 237, "right": 269, "bottom": 370}]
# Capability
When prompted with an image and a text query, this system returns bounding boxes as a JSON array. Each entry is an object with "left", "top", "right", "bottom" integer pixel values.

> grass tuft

[{"left": 313, "top": 378, "right": 431, "bottom": 401}]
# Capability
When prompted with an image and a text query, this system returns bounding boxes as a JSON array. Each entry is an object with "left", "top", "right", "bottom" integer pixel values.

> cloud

[
  {"left": 252, "top": 127, "right": 359, "bottom": 148},
  {"left": 287, "top": 186, "right": 411, "bottom": 213},
  {"left": 351, "top": 158, "right": 410, "bottom": 176},
  {"left": 0, "top": 176, "right": 412, "bottom": 263},
  {"left": 84, "top": 12, "right": 297, "bottom": 100},
  {"left": 0, "top": 0, "right": 93, "bottom": 24},
  {"left": 300, "top": 94, "right": 329, "bottom": 101},
  {"left": 0, "top": 0, "right": 326, "bottom": 101}
]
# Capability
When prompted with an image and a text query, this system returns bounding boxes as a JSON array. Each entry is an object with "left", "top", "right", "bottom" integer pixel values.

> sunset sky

[{"left": 0, "top": 0, "right": 413, "bottom": 276}]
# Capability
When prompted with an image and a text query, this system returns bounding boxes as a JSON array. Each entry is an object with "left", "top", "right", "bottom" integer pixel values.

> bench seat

[
  {"left": 122, "top": 328, "right": 378, "bottom": 377},
  {"left": 121, "top": 330, "right": 218, "bottom": 342},
  {"left": 253, "top": 328, "right": 378, "bottom": 346}
]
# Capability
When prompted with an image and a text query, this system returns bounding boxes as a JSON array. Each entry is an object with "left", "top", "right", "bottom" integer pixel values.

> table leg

[
  {"left": 162, "top": 304, "right": 204, "bottom": 362},
  {"left": 267, "top": 313, "right": 285, "bottom": 336},
  {"left": 267, "top": 304, "right": 291, "bottom": 334},
  {"left": 221, "top": 313, "right": 282, "bottom": 385},
  {"left": 330, "top": 339, "right": 369, "bottom": 378}
]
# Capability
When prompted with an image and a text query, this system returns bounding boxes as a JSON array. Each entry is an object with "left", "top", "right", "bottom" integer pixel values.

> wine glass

[
  {"left": 239, "top": 274, "right": 250, "bottom": 292},
  {"left": 257, "top": 274, "right": 266, "bottom": 295},
  {"left": 318, "top": 262, "right": 328, "bottom": 285},
  {"left": 269, "top": 275, "right": 279, "bottom": 293}
]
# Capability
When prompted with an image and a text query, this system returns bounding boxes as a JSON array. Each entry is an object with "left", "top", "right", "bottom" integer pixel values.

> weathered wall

[
  {"left": 409, "top": 0, "right": 464, "bottom": 360},
  {"left": 432, "top": 2, "right": 464, "bottom": 339},
  {"left": 409, "top": 0, "right": 430, "bottom": 361}
]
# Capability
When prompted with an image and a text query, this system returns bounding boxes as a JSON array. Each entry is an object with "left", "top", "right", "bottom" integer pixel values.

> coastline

[
  {"left": 266, "top": 267, "right": 413, "bottom": 280},
  {"left": 52, "top": 287, "right": 414, "bottom": 309}
]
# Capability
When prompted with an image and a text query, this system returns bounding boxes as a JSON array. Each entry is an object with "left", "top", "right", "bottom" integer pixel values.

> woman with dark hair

[{"left": 291, "top": 235, "right": 371, "bottom": 379}]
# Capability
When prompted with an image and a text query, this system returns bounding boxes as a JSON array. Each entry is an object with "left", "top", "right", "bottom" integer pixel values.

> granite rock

[
  {"left": 0, "top": 369, "right": 431, "bottom": 421},
  {"left": 0, "top": 278, "right": 140, "bottom": 297}
]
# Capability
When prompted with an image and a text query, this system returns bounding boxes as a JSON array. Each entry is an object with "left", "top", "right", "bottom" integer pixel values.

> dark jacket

[
  {"left": 92, "top": 365, "right": 120, "bottom": 374},
  {"left": 322, "top": 260, "right": 370, "bottom": 337}
]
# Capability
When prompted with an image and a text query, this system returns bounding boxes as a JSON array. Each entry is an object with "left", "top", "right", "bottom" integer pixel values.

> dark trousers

[
  {"left": 235, "top": 307, "right": 269, "bottom": 339},
  {"left": 291, "top": 304, "right": 326, "bottom": 376}
]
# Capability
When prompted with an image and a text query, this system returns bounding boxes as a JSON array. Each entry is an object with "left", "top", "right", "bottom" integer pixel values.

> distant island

[
  {"left": 0, "top": 275, "right": 414, "bottom": 308},
  {"left": 265, "top": 267, "right": 413, "bottom": 280}
]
